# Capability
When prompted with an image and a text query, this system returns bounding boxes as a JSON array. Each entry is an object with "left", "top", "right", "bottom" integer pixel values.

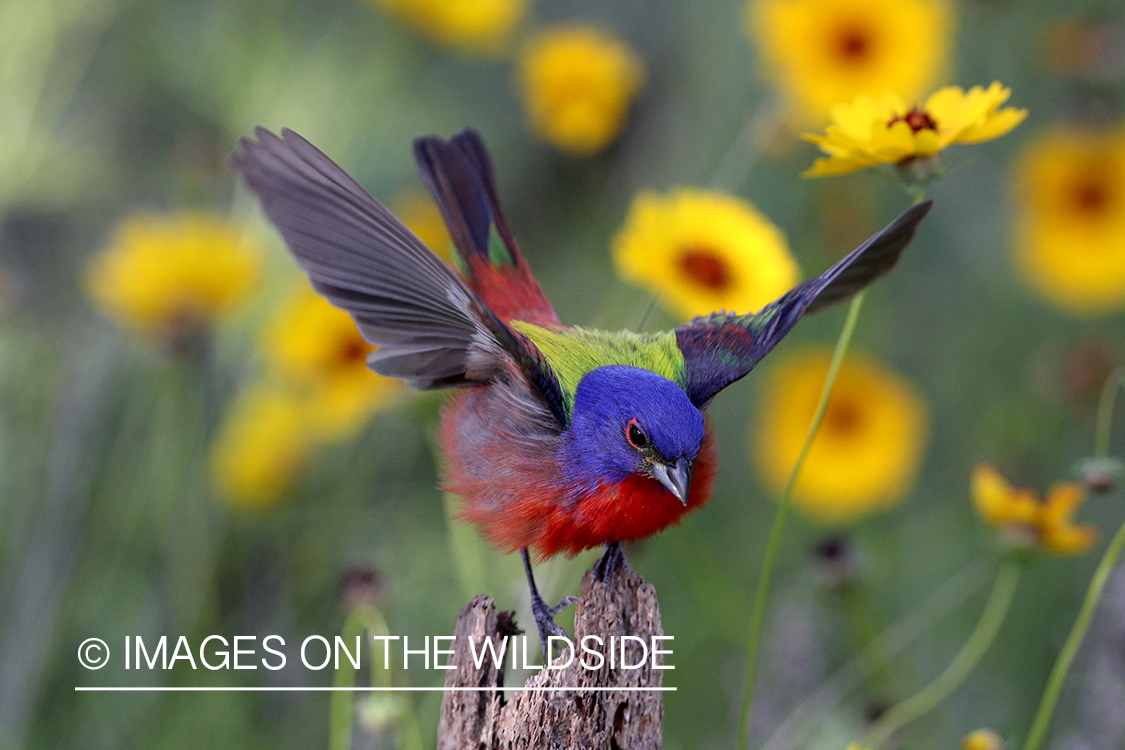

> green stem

[
  {"left": 361, "top": 605, "right": 426, "bottom": 750},
  {"left": 1022, "top": 514, "right": 1125, "bottom": 750},
  {"left": 444, "top": 492, "right": 487, "bottom": 601},
  {"left": 364, "top": 606, "right": 392, "bottom": 688},
  {"left": 708, "top": 96, "right": 786, "bottom": 192},
  {"left": 863, "top": 561, "right": 1021, "bottom": 749},
  {"left": 329, "top": 608, "right": 368, "bottom": 750},
  {"left": 838, "top": 580, "right": 901, "bottom": 703},
  {"left": 1094, "top": 365, "right": 1125, "bottom": 459},
  {"left": 737, "top": 291, "right": 866, "bottom": 750},
  {"left": 760, "top": 560, "right": 988, "bottom": 750}
]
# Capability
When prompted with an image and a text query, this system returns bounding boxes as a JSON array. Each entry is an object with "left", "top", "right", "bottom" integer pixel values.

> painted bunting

[{"left": 234, "top": 128, "right": 930, "bottom": 644}]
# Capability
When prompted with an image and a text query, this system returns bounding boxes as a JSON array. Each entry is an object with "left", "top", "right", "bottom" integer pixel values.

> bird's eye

[{"left": 626, "top": 418, "right": 650, "bottom": 451}]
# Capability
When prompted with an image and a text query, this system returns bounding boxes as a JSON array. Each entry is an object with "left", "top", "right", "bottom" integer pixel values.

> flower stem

[
  {"left": 837, "top": 578, "right": 901, "bottom": 703},
  {"left": 444, "top": 491, "right": 486, "bottom": 601},
  {"left": 760, "top": 560, "right": 988, "bottom": 750},
  {"left": 1022, "top": 514, "right": 1125, "bottom": 750},
  {"left": 709, "top": 95, "right": 787, "bottom": 192},
  {"left": 863, "top": 560, "right": 1021, "bottom": 749},
  {"left": 737, "top": 290, "right": 866, "bottom": 750},
  {"left": 329, "top": 608, "right": 368, "bottom": 750},
  {"left": 1094, "top": 365, "right": 1125, "bottom": 459}
]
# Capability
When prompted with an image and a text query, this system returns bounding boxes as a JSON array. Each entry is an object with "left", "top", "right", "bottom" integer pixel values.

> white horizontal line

[{"left": 74, "top": 686, "right": 675, "bottom": 692}]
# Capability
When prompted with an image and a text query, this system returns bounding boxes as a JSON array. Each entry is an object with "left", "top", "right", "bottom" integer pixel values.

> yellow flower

[
  {"left": 1038, "top": 484, "right": 1098, "bottom": 553},
  {"left": 211, "top": 384, "right": 312, "bottom": 510},
  {"left": 972, "top": 465, "right": 1038, "bottom": 530},
  {"left": 518, "top": 25, "right": 646, "bottom": 156},
  {"left": 369, "top": 0, "right": 526, "bottom": 56},
  {"left": 1012, "top": 125, "right": 1125, "bottom": 315},
  {"left": 612, "top": 188, "right": 800, "bottom": 319},
  {"left": 962, "top": 729, "right": 1007, "bottom": 750},
  {"left": 803, "top": 83, "right": 1026, "bottom": 177},
  {"left": 392, "top": 189, "right": 453, "bottom": 263},
  {"left": 748, "top": 0, "right": 954, "bottom": 124},
  {"left": 86, "top": 211, "right": 261, "bottom": 341},
  {"left": 753, "top": 349, "right": 929, "bottom": 524},
  {"left": 971, "top": 465, "right": 1097, "bottom": 554},
  {"left": 265, "top": 287, "right": 399, "bottom": 438}
]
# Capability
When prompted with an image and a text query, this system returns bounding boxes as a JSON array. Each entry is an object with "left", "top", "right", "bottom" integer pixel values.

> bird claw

[
  {"left": 594, "top": 542, "right": 629, "bottom": 583},
  {"left": 531, "top": 595, "right": 577, "bottom": 654},
  {"left": 549, "top": 595, "right": 579, "bottom": 615}
]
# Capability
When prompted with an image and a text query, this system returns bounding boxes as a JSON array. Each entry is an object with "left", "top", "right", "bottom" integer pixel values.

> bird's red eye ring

[{"left": 626, "top": 418, "right": 650, "bottom": 451}]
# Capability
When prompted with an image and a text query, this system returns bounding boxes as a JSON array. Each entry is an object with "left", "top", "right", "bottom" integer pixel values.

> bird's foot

[
  {"left": 593, "top": 541, "right": 629, "bottom": 583},
  {"left": 531, "top": 592, "right": 578, "bottom": 656},
  {"left": 520, "top": 547, "right": 577, "bottom": 656}
]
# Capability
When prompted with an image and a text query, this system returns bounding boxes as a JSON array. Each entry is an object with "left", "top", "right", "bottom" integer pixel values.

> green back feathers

[{"left": 511, "top": 322, "right": 686, "bottom": 413}]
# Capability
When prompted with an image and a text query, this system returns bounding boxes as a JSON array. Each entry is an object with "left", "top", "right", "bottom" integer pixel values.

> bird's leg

[
  {"left": 593, "top": 541, "right": 629, "bottom": 582},
  {"left": 521, "top": 548, "right": 577, "bottom": 655}
]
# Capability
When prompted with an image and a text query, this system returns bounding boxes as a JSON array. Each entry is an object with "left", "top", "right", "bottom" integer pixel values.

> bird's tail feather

[{"left": 413, "top": 131, "right": 559, "bottom": 326}]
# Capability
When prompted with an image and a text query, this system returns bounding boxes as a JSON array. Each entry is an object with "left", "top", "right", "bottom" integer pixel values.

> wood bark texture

[{"left": 437, "top": 565, "right": 664, "bottom": 750}]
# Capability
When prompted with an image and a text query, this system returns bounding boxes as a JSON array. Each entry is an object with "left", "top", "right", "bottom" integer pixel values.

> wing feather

[
  {"left": 676, "top": 201, "right": 932, "bottom": 407},
  {"left": 233, "top": 128, "right": 544, "bottom": 397}
]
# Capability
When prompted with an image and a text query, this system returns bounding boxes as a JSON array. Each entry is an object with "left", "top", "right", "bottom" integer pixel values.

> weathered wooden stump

[{"left": 438, "top": 565, "right": 665, "bottom": 749}]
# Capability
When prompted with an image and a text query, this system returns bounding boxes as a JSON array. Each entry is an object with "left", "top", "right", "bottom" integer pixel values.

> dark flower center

[
  {"left": 824, "top": 397, "right": 864, "bottom": 436},
  {"left": 889, "top": 106, "right": 939, "bottom": 133},
  {"left": 679, "top": 248, "right": 732, "bottom": 291},
  {"left": 339, "top": 337, "right": 370, "bottom": 368},
  {"left": 835, "top": 27, "right": 873, "bottom": 62},
  {"left": 1071, "top": 177, "right": 1109, "bottom": 215}
]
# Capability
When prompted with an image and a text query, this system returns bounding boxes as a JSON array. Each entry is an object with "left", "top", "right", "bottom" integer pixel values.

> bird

[{"left": 233, "top": 127, "right": 931, "bottom": 645}]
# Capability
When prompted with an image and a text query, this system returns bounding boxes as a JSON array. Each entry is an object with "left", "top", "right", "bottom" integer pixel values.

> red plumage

[
  {"left": 458, "top": 251, "right": 560, "bottom": 328},
  {"left": 529, "top": 432, "right": 717, "bottom": 558},
  {"left": 440, "top": 388, "right": 718, "bottom": 558}
]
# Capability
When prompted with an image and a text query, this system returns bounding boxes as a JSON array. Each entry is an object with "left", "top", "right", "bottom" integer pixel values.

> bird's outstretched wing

[
  {"left": 413, "top": 129, "right": 559, "bottom": 326},
  {"left": 233, "top": 127, "right": 568, "bottom": 423},
  {"left": 675, "top": 201, "right": 932, "bottom": 407}
]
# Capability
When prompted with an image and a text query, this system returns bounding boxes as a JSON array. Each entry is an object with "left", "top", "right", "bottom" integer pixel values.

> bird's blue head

[{"left": 562, "top": 365, "right": 705, "bottom": 504}]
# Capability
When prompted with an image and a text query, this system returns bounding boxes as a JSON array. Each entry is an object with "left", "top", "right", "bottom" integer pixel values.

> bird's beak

[{"left": 651, "top": 457, "right": 692, "bottom": 506}]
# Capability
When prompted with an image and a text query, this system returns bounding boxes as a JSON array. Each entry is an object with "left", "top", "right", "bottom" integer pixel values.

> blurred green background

[{"left": 2, "top": 0, "right": 1123, "bottom": 748}]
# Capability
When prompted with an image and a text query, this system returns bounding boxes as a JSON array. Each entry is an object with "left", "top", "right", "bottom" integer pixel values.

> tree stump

[{"left": 438, "top": 565, "right": 665, "bottom": 749}]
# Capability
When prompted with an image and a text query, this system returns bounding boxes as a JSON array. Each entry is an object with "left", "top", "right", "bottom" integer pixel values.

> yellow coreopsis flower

[
  {"left": 972, "top": 465, "right": 1097, "bottom": 554},
  {"left": 369, "top": 0, "right": 527, "bottom": 56},
  {"left": 265, "top": 287, "right": 400, "bottom": 438},
  {"left": 86, "top": 211, "right": 261, "bottom": 342},
  {"left": 612, "top": 188, "right": 800, "bottom": 319},
  {"left": 753, "top": 349, "right": 929, "bottom": 524},
  {"left": 211, "top": 384, "right": 312, "bottom": 510},
  {"left": 748, "top": 0, "right": 954, "bottom": 124},
  {"left": 804, "top": 83, "right": 1027, "bottom": 177},
  {"left": 1012, "top": 125, "right": 1125, "bottom": 315},
  {"left": 963, "top": 729, "right": 1007, "bottom": 750},
  {"left": 518, "top": 25, "right": 646, "bottom": 156}
]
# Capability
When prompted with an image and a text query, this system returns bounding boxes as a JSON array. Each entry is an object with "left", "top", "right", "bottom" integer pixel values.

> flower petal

[
  {"left": 958, "top": 106, "right": 1028, "bottom": 144},
  {"left": 972, "top": 465, "right": 1038, "bottom": 527}
]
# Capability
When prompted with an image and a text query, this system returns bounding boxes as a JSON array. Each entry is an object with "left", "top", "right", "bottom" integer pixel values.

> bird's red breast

[
  {"left": 532, "top": 429, "right": 718, "bottom": 558},
  {"left": 440, "top": 387, "right": 718, "bottom": 559}
]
